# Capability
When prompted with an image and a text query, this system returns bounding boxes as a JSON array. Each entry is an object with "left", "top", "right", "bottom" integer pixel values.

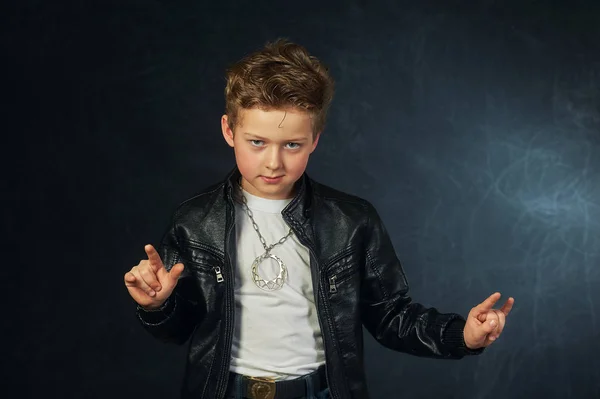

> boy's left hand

[{"left": 463, "top": 292, "right": 514, "bottom": 349}]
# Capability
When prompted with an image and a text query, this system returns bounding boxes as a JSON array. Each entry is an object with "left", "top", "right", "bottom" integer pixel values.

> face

[{"left": 221, "top": 107, "right": 320, "bottom": 200}]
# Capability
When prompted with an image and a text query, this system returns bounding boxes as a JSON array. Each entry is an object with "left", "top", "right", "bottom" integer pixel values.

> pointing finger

[
  {"left": 144, "top": 244, "right": 164, "bottom": 272},
  {"left": 476, "top": 292, "right": 501, "bottom": 313}
]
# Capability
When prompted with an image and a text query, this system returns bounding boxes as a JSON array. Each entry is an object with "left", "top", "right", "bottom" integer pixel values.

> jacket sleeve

[
  {"left": 360, "top": 203, "right": 483, "bottom": 359},
  {"left": 135, "top": 215, "right": 202, "bottom": 345}
]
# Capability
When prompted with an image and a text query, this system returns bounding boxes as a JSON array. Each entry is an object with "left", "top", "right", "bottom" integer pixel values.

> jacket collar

[{"left": 224, "top": 166, "right": 313, "bottom": 225}]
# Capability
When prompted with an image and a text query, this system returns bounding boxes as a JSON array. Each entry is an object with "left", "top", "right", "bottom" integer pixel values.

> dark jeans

[{"left": 226, "top": 372, "right": 330, "bottom": 399}]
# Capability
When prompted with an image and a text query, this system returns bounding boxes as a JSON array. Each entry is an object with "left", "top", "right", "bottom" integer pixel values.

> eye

[
  {"left": 249, "top": 140, "right": 264, "bottom": 147},
  {"left": 285, "top": 142, "right": 301, "bottom": 149}
]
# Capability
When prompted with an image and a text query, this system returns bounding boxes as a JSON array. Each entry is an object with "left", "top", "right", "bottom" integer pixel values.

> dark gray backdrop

[{"left": 5, "top": 0, "right": 600, "bottom": 398}]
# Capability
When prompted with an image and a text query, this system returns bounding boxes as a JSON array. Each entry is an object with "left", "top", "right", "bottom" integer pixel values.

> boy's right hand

[{"left": 124, "top": 244, "right": 184, "bottom": 310}]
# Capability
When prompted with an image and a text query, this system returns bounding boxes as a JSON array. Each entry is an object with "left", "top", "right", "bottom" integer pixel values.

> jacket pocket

[
  {"left": 182, "top": 242, "right": 226, "bottom": 284},
  {"left": 188, "top": 261, "right": 226, "bottom": 286},
  {"left": 324, "top": 247, "right": 360, "bottom": 294},
  {"left": 179, "top": 242, "right": 227, "bottom": 314}
]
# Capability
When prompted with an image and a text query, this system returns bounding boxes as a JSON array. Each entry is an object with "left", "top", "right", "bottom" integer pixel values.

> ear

[
  {"left": 221, "top": 115, "right": 235, "bottom": 147},
  {"left": 310, "top": 132, "right": 321, "bottom": 153}
]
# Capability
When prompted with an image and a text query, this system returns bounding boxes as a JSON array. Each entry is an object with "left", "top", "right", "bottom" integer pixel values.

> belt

[{"left": 225, "top": 365, "right": 327, "bottom": 399}]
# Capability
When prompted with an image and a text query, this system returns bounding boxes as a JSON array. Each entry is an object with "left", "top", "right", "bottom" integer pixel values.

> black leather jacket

[{"left": 136, "top": 168, "right": 481, "bottom": 399}]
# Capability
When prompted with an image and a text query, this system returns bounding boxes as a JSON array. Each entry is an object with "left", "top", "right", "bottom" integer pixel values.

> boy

[{"left": 124, "top": 39, "right": 514, "bottom": 399}]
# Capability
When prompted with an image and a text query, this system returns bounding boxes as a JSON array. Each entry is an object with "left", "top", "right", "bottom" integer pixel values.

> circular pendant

[{"left": 251, "top": 253, "right": 287, "bottom": 291}]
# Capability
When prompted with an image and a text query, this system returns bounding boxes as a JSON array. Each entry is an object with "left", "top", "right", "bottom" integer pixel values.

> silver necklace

[{"left": 239, "top": 187, "right": 294, "bottom": 291}]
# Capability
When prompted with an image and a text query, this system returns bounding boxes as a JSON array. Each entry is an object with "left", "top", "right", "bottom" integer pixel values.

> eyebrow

[{"left": 243, "top": 133, "right": 309, "bottom": 141}]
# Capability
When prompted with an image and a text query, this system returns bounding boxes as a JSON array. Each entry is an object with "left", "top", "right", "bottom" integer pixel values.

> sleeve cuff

[
  {"left": 443, "top": 317, "right": 485, "bottom": 357},
  {"left": 136, "top": 296, "right": 176, "bottom": 325}
]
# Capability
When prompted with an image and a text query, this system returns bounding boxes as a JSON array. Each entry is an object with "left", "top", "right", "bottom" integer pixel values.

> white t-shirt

[{"left": 229, "top": 189, "right": 325, "bottom": 380}]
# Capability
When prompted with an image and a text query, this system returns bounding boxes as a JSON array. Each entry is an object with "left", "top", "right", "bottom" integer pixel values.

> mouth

[{"left": 261, "top": 175, "right": 284, "bottom": 183}]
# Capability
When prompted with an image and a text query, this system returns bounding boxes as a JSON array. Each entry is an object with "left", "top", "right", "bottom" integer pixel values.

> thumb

[{"left": 168, "top": 262, "right": 185, "bottom": 282}]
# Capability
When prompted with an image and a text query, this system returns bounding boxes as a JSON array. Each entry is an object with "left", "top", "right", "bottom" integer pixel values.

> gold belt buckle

[{"left": 246, "top": 376, "right": 276, "bottom": 399}]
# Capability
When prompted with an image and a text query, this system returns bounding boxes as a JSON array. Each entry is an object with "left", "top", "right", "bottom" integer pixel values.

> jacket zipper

[
  {"left": 329, "top": 276, "right": 337, "bottom": 293},
  {"left": 214, "top": 267, "right": 224, "bottom": 283},
  {"left": 313, "top": 250, "right": 344, "bottom": 399},
  {"left": 328, "top": 264, "right": 357, "bottom": 294},
  {"left": 324, "top": 247, "right": 357, "bottom": 294},
  {"left": 297, "top": 237, "right": 343, "bottom": 399},
  {"left": 214, "top": 220, "right": 236, "bottom": 399}
]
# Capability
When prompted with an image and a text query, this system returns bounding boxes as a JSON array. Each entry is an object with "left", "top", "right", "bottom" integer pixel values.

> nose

[{"left": 265, "top": 146, "right": 283, "bottom": 171}]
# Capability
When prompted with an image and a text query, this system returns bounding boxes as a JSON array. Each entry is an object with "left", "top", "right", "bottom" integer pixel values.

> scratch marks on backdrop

[
  {"left": 468, "top": 126, "right": 599, "bottom": 339},
  {"left": 471, "top": 130, "right": 599, "bottom": 254}
]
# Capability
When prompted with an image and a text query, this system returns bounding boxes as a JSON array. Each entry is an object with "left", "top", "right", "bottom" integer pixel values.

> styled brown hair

[{"left": 224, "top": 38, "right": 335, "bottom": 138}]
